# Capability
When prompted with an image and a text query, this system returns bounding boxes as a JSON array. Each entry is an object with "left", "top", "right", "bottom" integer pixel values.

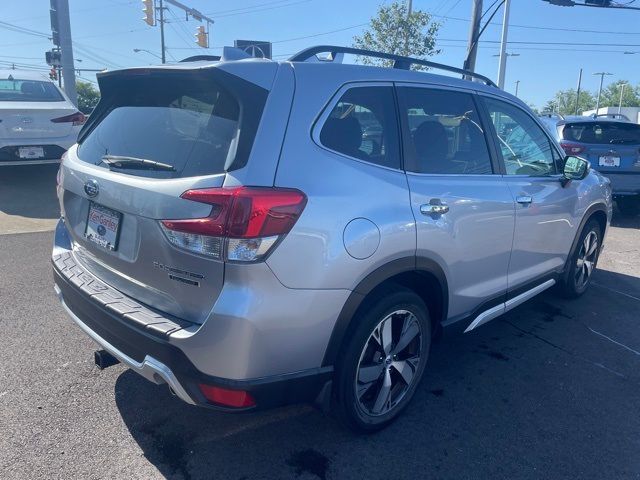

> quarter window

[
  {"left": 399, "top": 88, "right": 493, "bottom": 174},
  {"left": 319, "top": 86, "right": 400, "bottom": 169},
  {"left": 483, "top": 98, "right": 558, "bottom": 176}
]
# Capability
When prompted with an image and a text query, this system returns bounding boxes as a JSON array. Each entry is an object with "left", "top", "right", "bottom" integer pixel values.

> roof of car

[
  {"left": 0, "top": 69, "right": 53, "bottom": 81},
  {"left": 557, "top": 116, "right": 632, "bottom": 125}
]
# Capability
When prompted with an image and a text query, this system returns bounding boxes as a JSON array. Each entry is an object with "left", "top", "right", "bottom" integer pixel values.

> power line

[
  {"left": 433, "top": 12, "right": 640, "bottom": 35},
  {"left": 203, "top": 0, "right": 305, "bottom": 16}
]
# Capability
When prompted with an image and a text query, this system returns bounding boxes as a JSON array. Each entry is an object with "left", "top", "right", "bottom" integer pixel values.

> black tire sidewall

[{"left": 334, "top": 288, "right": 431, "bottom": 432}]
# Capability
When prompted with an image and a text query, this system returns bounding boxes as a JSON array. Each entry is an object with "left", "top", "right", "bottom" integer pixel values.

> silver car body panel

[{"left": 53, "top": 58, "right": 613, "bottom": 391}]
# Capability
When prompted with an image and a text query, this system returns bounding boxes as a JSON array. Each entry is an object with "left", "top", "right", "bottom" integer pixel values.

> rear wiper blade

[{"left": 101, "top": 155, "right": 176, "bottom": 171}]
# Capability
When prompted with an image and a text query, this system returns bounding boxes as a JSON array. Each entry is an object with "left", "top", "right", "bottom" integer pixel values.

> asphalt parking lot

[{"left": 1, "top": 166, "right": 639, "bottom": 480}]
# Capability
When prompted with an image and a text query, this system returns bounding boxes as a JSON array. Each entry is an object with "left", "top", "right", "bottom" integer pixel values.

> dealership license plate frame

[{"left": 84, "top": 202, "right": 122, "bottom": 251}]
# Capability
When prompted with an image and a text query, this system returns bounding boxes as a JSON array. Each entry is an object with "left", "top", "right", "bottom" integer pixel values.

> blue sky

[{"left": 0, "top": 0, "right": 638, "bottom": 108}]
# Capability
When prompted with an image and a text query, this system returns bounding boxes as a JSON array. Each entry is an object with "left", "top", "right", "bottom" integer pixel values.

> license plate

[
  {"left": 85, "top": 202, "right": 122, "bottom": 251},
  {"left": 18, "top": 146, "right": 44, "bottom": 159},
  {"left": 599, "top": 155, "right": 620, "bottom": 167}
]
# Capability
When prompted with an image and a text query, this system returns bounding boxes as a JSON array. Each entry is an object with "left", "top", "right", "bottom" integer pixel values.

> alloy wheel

[
  {"left": 575, "top": 230, "right": 598, "bottom": 290},
  {"left": 354, "top": 310, "right": 423, "bottom": 417}
]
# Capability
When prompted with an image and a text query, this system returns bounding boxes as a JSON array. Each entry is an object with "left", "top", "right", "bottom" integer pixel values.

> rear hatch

[
  {"left": 0, "top": 77, "right": 78, "bottom": 140},
  {"left": 559, "top": 121, "right": 640, "bottom": 172},
  {"left": 59, "top": 65, "right": 270, "bottom": 323}
]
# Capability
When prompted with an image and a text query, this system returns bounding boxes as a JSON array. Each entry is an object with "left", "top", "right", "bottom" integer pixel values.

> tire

[
  {"left": 333, "top": 286, "right": 431, "bottom": 433},
  {"left": 559, "top": 219, "right": 602, "bottom": 298},
  {"left": 616, "top": 197, "right": 640, "bottom": 217}
]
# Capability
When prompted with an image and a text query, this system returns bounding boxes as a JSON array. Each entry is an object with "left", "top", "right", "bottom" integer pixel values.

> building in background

[{"left": 582, "top": 107, "right": 640, "bottom": 124}]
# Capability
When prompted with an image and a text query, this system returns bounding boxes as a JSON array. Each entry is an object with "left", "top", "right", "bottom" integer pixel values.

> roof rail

[{"left": 288, "top": 45, "right": 497, "bottom": 88}]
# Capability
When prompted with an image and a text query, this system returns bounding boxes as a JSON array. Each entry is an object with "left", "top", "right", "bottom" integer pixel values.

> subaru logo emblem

[{"left": 84, "top": 179, "right": 99, "bottom": 197}]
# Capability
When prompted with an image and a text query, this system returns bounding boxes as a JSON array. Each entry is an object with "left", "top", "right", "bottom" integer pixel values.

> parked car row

[{"left": 540, "top": 113, "right": 640, "bottom": 216}]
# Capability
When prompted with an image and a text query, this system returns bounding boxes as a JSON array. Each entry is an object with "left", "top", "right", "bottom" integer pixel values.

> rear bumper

[
  {"left": 597, "top": 171, "right": 640, "bottom": 196},
  {"left": 52, "top": 217, "right": 334, "bottom": 411},
  {"left": 53, "top": 264, "right": 333, "bottom": 410},
  {"left": 0, "top": 143, "right": 69, "bottom": 166}
]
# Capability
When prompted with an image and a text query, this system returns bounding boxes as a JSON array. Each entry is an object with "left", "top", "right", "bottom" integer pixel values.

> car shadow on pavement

[
  {"left": 114, "top": 270, "right": 640, "bottom": 480},
  {"left": 0, "top": 164, "right": 60, "bottom": 219}
]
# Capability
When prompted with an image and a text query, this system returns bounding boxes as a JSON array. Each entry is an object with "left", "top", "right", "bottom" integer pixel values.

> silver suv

[{"left": 52, "top": 46, "right": 612, "bottom": 432}]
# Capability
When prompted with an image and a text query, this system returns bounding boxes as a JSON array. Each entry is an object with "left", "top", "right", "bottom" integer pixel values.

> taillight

[
  {"left": 51, "top": 111, "right": 86, "bottom": 126},
  {"left": 160, "top": 187, "right": 307, "bottom": 262},
  {"left": 560, "top": 142, "right": 585, "bottom": 156}
]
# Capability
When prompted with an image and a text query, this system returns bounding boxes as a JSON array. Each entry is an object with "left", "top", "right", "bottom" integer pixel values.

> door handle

[
  {"left": 420, "top": 200, "right": 449, "bottom": 216},
  {"left": 516, "top": 195, "right": 532, "bottom": 205}
]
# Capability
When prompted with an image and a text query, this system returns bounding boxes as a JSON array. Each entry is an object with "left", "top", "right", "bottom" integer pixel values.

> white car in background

[{"left": 0, "top": 70, "right": 85, "bottom": 166}]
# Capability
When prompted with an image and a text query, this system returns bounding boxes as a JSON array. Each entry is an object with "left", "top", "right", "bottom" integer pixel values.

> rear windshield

[
  {"left": 561, "top": 121, "right": 640, "bottom": 145},
  {"left": 77, "top": 69, "right": 267, "bottom": 178},
  {"left": 0, "top": 79, "right": 64, "bottom": 102}
]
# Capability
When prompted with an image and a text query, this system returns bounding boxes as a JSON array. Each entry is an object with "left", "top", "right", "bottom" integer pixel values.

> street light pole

[
  {"left": 594, "top": 72, "right": 613, "bottom": 113},
  {"left": 514, "top": 79, "right": 520, "bottom": 97},
  {"left": 575, "top": 68, "right": 583, "bottom": 115},
  {"left": 618, "top": 82, "right": 627, "bottom": 114},
  {"left": 496, "top": 0, "right": 511, "bottom": 89}
]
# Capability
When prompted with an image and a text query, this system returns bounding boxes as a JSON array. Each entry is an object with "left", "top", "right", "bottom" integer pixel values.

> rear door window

[
  {"left": 77, "top": 69, "right": 267, "bottom": 178},
  {"left": 561, "top": 122, "right": 640, "bottom": 145},
  {"left": 398, "top": 87, "right": 493, "bottom": 174},
  {"left": 319, "top": 86, "right": 400, "bottom": 169}
]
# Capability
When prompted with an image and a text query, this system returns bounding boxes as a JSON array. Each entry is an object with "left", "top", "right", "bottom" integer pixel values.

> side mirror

[{"left": 562, "top": 155, "right": 590, "bottom": 186}]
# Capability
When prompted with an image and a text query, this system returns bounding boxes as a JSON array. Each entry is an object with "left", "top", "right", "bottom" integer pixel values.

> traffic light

[
  {"left": 49, "top": 68, "right": 57, "bottom": 81},
  {"left": 142, "top": 0, "right": 155, "bottom": 26},
  {"left": 195, "top": 25, "right": 208, "bottom": 48}
]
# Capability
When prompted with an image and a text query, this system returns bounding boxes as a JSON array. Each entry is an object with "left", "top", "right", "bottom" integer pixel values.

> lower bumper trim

[{"left": 55, "top": 285, "right": 196, "bottom": 405}]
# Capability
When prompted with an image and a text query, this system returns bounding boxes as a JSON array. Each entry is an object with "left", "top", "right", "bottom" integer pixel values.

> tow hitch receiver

[{"left": 94, "top": 349, "right": 120, "bottom": 370}]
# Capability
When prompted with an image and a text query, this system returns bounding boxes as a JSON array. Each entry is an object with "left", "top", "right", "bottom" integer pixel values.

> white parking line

[{"left": 592, "top": 282, "right": 640, "bottom": 303}]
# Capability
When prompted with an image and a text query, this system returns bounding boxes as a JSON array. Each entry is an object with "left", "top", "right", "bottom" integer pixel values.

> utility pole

[
  {"left": 575, "top": 68, "right": 582, "bottom": 115},
  {"left": 50, "top": 0, "right": 77, "bottom": 106},
  {"left": 464, "top": 0, "right": 483, "bottom": 74},
  {"left": 496, "top": 0, "right": 511, "bottom": 89},
  {"left": 159, "top": 0, "right": 166, "bottom": 64},
  {"left": 618, "top": 82, "right": 627, "bottom": 114},
  {"left": 141, "top": 0, "right": 214, "bottom": 62},
  {"left": 404, "top": 0, "right": 413, "bottom": 56},
  {"left": 594, "top": 72, "right": 612, "bottom": 113},
  {"left": 514, "top": 80, "right": 520, "bottom": 97}
]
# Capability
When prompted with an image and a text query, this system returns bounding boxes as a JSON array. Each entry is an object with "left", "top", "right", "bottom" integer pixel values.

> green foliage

[
  {"left": 598, "top": 81, "right": 640, "bottom": 108},
  {"left": 542, "top": 89, "right": 596, "bottom": 116},
  {"left": 353, "top": 1, "right": 441, "bottom": 70},
  {"left": 76, "top": 81, "right": 100, "bottom": 114},
  {"left": 541, "top": 81, "right": 640, "bottom": 115}
]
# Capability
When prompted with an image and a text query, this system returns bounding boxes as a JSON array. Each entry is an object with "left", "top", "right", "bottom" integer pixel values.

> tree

[
  {"left": 541, "top": 89, "right": 596, "bottom": 116},
  {"left": 76, "top": 81, "right": 100, "bottom": 114},
  {"left": 598, "top": 81, "right": 640, "bottom": 108},
  {"left": 353, "top": 1, "right": 441, "bottom": 70}
]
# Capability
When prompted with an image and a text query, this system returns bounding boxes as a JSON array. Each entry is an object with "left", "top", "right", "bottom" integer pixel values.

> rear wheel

[
  {"left": 616, "top": 197, "right": 640, "bottom": 217},
  {"left": 333, "top": 287, "right": 431, "bottom": 432},
  {"left": 559, "top": 219, "right": 602, "bottom": 298}
]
